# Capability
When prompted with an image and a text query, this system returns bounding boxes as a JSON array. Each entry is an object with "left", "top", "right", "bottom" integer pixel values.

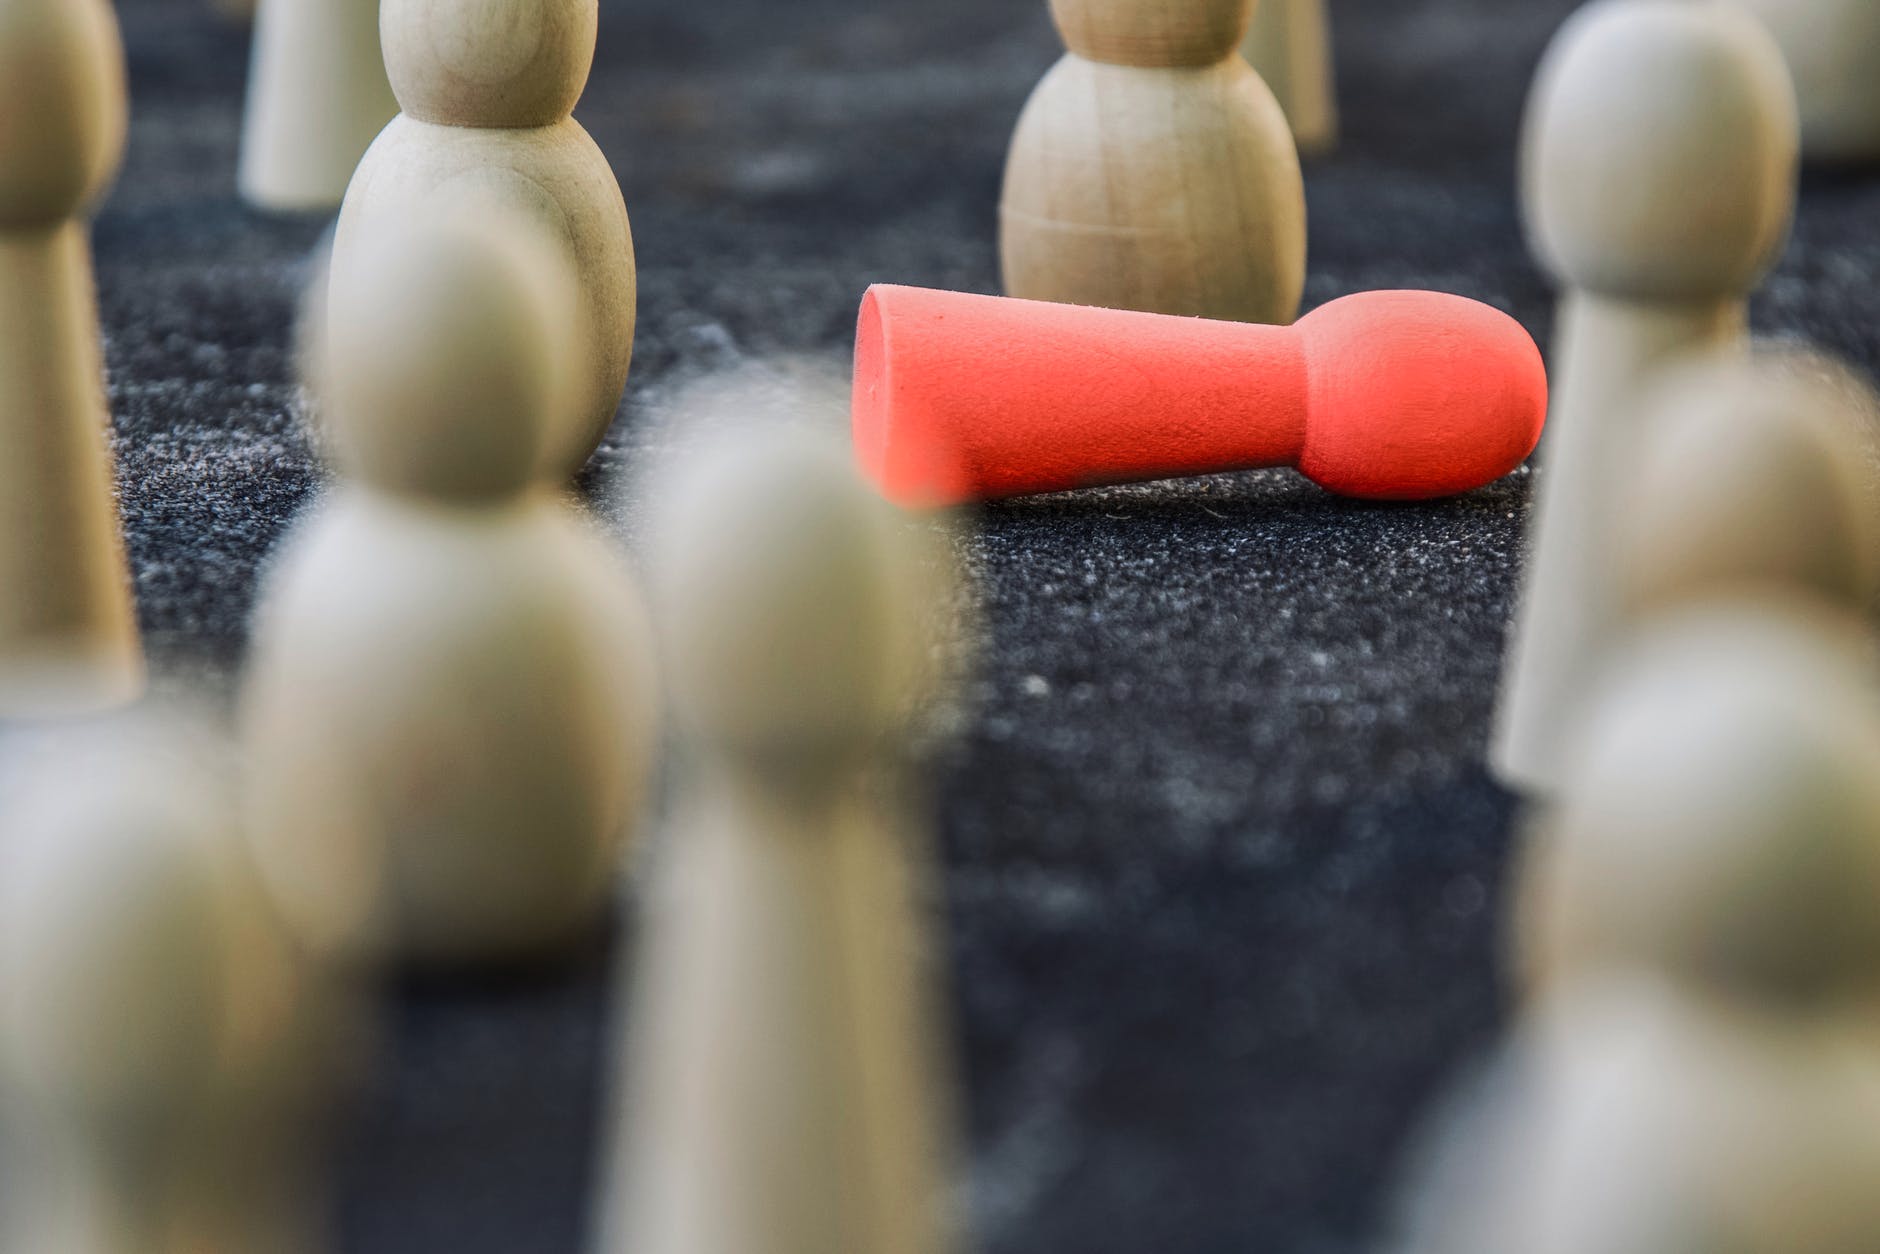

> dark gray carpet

[{"left": 83, "top": 0, "right": 1880, "bottom": 1251}]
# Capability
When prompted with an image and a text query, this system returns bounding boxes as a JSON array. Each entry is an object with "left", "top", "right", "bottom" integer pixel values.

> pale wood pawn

[
  {"left": 238, "top": 0, "right": 396, "bottom": 210},
  {"left": 243, "top": 212, "right": 656, "bottom": 969},
  {"left": 1619, "top": 349, "right": 1880, "bottom": 622},
  {"left": 1736, "top": 0, "right": 1880, "bottom": 165},
  {"left": 1398, "top": 620, "right": 1880, "bottom": 1254},
  {"left": 1491, "top": 0, "right": 1798, "bottom": 793},
  {"left": 1524, "top": 602, "right": 1880, "bottom": 1006},
  {"left": 1241, "top": 0, "right": 1336, "bottom": 155},
  {"left": 0, "top": 0, "right": 142, "bottom": 716},
  {"left": 601, "top": 418, "right": 958, "bottom": 1254},
  {"left": 1500, "top": 345, "right": 1880, "bottom": 999},
  {"left": 330, "top": 0, "right": 633, "bottom": 477},
  {"left": 1001, "top": 0, "right": 1307, "bottom": 324},
  {"left": 1510, "top": 626, "right": 1880, "bottom": 1252},
  {"left": 0, "top": 712, "right": 349, "bottom": 1254}
]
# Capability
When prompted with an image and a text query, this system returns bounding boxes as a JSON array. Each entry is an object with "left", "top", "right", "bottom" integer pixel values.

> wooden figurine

[
  {"left": 601, "top": 418, "right": 958, "bottom": 1254},
  {"left": 242, "top": 211, "right": 657, "bottom": 968},
  {"left": 1619, "top": 349, "right": 1880, "bottom": 620},
  {"left": 1001, "top": 0, "right": 1307, "bottom": 324},
  {"left": 1523, "top": 600, "right": 1880, "bottom": 1006},
  {"left": 0, "top": 0, "right": 143, "bottom": 716},
  {"left": 238, "top": 0, "right": 397, "bottom": 210},
  {"left": 1241, "top": 0, "right": 1337, "bottom": 154},
  {"left": 330, "top": 0, "right": 633, "bottom": 477},
  {"left": 1491, "top": 0, "right": 1798, "bottom": 794},
  {"left": 1737, "top": 0, "right": 1880, "bottom": 164}
]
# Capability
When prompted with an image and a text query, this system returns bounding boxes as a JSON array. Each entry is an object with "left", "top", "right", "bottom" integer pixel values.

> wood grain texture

[
  {"left": 1049, "top": 0, "right": 1251, "bottom": 67},
  {"left": 1001, "top": 51, "right": 1305, "bottom": 323}
]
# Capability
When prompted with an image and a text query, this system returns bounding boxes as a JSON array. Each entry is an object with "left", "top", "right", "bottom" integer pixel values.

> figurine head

[{"left": 381, "top": 0, "right": 598, "bottom": 128}]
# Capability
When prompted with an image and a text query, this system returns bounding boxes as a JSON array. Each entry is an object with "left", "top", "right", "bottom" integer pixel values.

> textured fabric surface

[{"left": 78, "top": 0, "right": 1880, "bottom": 1251}]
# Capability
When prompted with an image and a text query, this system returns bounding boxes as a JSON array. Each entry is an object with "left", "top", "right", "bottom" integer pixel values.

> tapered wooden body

[
  {"left": 608, "top": 776, "right": 955, "bottom": 1254},
  {"left": 601, "top": 421, "right": 959, "bottom": 1254},
  {"left": 1242, "top": 0, "right": 1336, "bottom": 153},
  {"left": 1492, "top": 295, "right": 1742, "bottom": 791},
  {"left": 0, "top": 227, "right": 140, "bottom": 715},
  {"left": 238, "top": 0, "right": 397, "bottom": 210},
  {"left": 0, "top": 0, "right": 143, "bottom": 718},
  {"left": 331, "top": 117, "right": 634, "bottom": 475},
  {"left": 242, "top": 488, "right": 655, "bottom": 967},
  {"left": 1002, "top": 53, "right": 1305, "bottom": 323}
]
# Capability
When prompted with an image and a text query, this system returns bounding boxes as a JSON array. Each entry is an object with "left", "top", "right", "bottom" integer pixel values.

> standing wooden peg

[
  {"left": 1242, "top": 0, "right": 1337, "bottom": 154},
  {"left": 238, "top": 0, "right": 398, "bottom": 211},
  {"left": 1001, "top": 0, "right": 1307, "bottom": 324},
  {"left": 1618, "top": 349, "right": 1880, "bottom": 620},
  {"left": 0, "top": 0, "right": 143, "bottom": 716},
  {"left": 1736, "top": 0, "right": 1880, "bottom": 165},
  {"left": 600, "top": 415, "right": 959, "bottom": 1254},
  {"left": 244, "top": 211, "right": 657, "bottom": 969},
  {"left": 331, "top": 0, "right": 634, "bottom": 478},
  {"left": 1491, "top": 0, "right": 1798, "bottom": 794}
]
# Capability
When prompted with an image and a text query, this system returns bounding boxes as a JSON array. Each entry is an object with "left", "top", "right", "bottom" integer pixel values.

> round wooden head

[
  {"left": 1047, "top": 0, "right": 1253, "bottom": 67},
  {"left": 1521, "top": 0, "right": 1798, "bottom": 302},
  {"left": 1527, "top": 601, "right": 1880, "bottom": 1008},
  {"left": 320, "top": 212, "right": 580, "bottom": 501},
  {"left": 647, "top": 408, "right": 939, "bottom": 780},
  {"left": 0, "top": 0, "right": 126, "bottom": 228},
  {"left": 381, "top": 0, "right": 598, "bottom": 127},
  {"left": 1623, "top": 350, "right": 1880, "bottom": 616}
]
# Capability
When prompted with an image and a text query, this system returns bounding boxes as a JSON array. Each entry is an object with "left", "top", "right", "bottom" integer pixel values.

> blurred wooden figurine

[
  {"left": 0, "top": 712, "right": 351, "bottom": 1254},
  {"left": 1241, "top": 0, "right": 1337, "bottom": 154},
  {"left": 242, "top": 211, "right": 657, "bottom": 969},
  {"left": 238, "top": 0, "right": 397, "bottom": 210},
  {"left": 1617, "top": 349, "right": 1880, "bottom": 624},
  {"left": 602, "top": 418, "right": 959, "bottom": 1254},
  {"left": 1737, "top": 0, "right": 1880, "bottom": 164}
]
